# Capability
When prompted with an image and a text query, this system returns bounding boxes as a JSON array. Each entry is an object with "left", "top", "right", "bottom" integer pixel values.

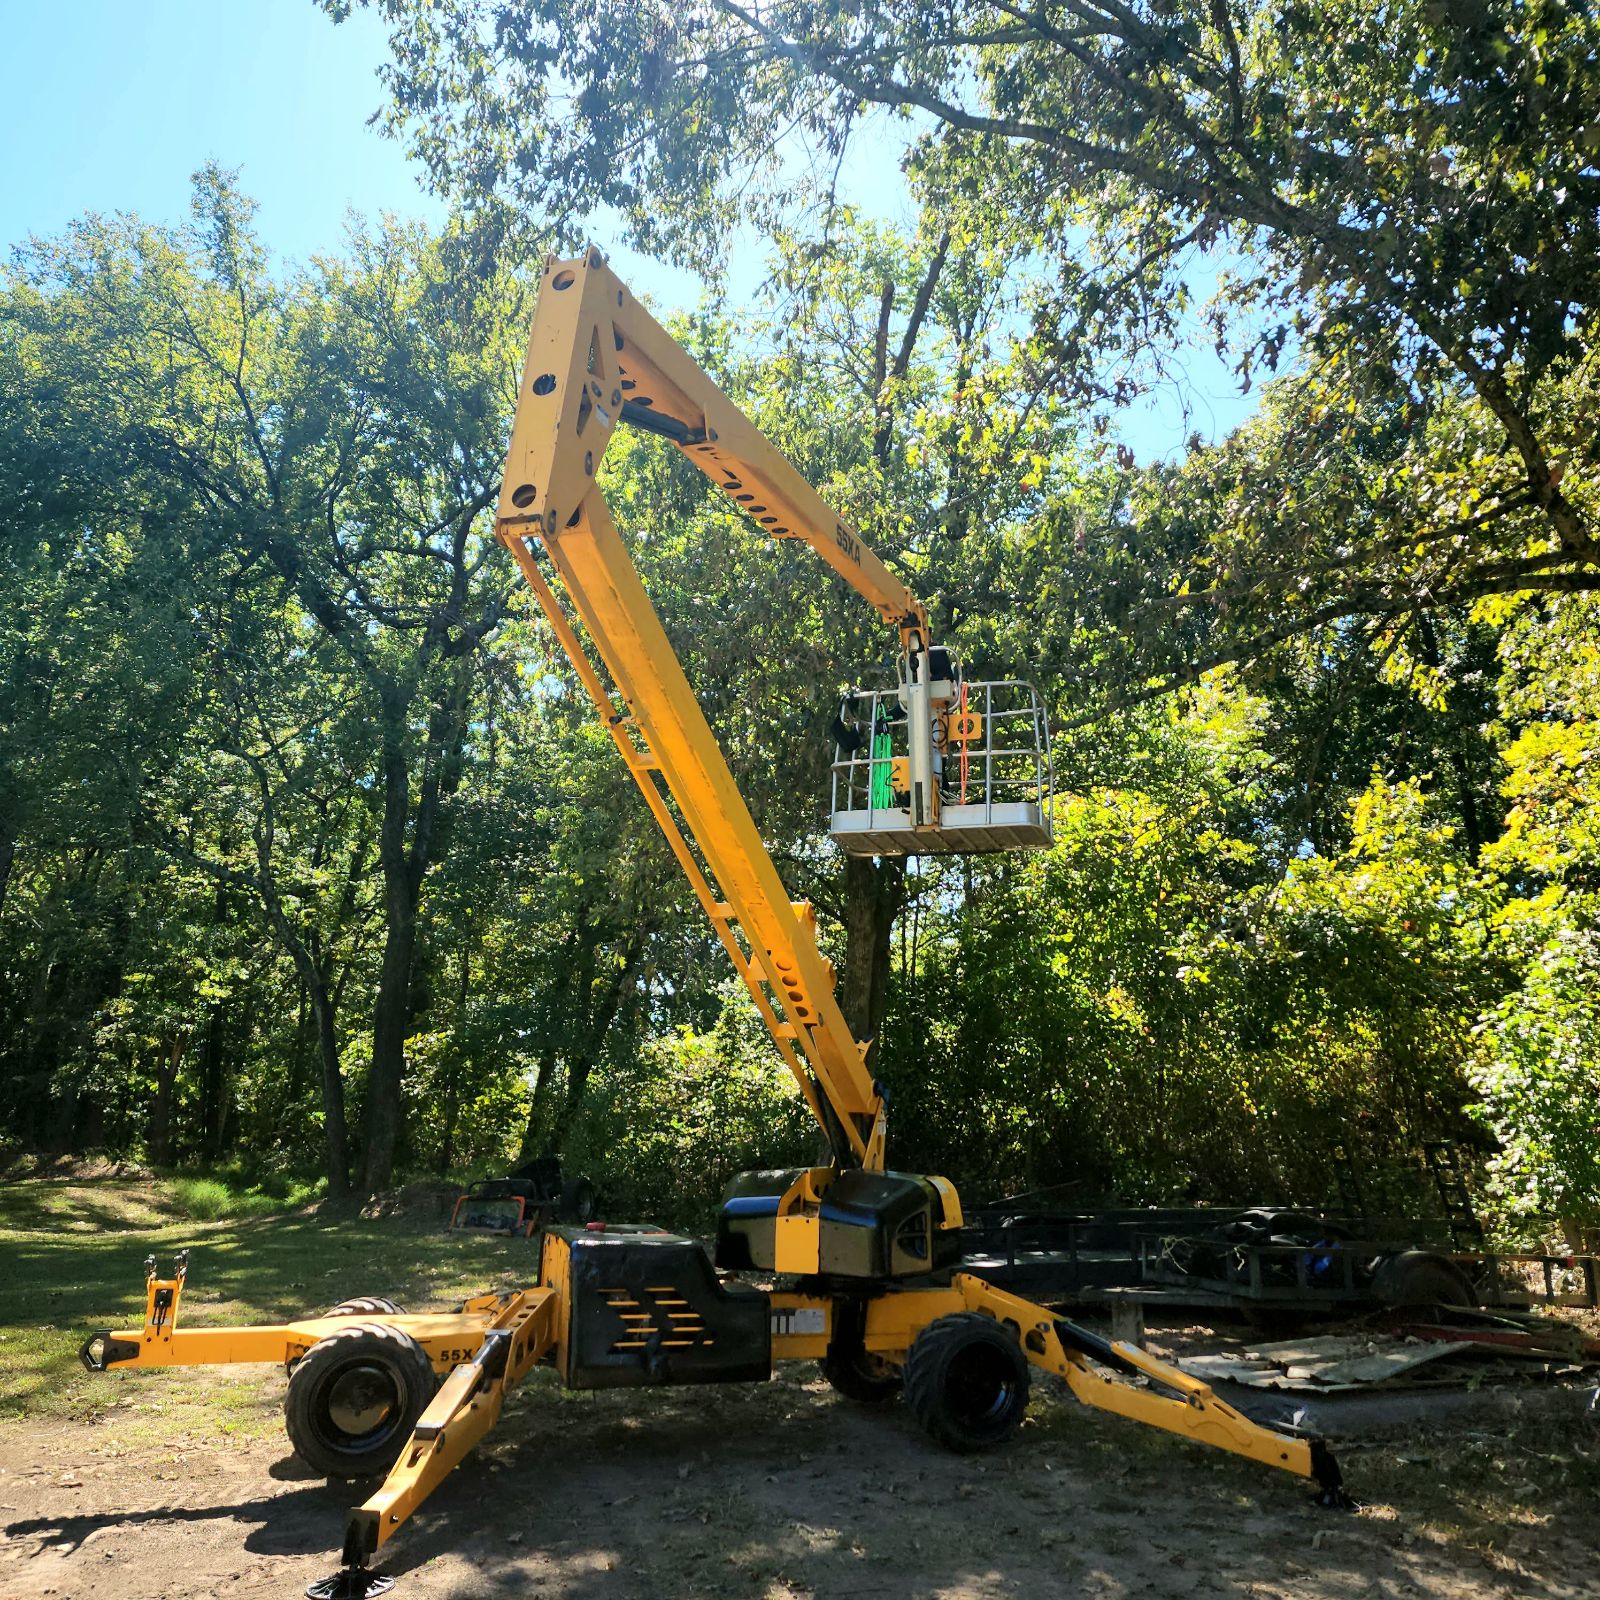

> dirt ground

[{"left": 3, "top": 1357, "right": 1598, "bottom": 1600}]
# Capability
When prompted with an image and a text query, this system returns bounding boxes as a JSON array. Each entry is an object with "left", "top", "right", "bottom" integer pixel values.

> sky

[{"left": 1, "top": 1, "right": 1256, "bottom": 462}]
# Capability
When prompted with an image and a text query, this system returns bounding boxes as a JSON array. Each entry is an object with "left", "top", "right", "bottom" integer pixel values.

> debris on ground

[{"left": 1177, "top": 1310, "right": 1600, "bottom": 1392}]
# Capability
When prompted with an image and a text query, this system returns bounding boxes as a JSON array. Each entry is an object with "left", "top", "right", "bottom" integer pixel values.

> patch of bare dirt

[
  {"left": 359, "top": 1181, "right": 462, "bottom": 1227},
  {"left": 3, "top": 1361, "right": 1598, "bottom": 1600}
]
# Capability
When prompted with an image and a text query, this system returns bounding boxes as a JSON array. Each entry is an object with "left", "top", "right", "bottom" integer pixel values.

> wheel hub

[
  {"left": 947, "top": 1346, "right": 1013, "bottom": 1428},
  {"left": 325, "top": 1364, "right": 399, "bottom": 1440}
]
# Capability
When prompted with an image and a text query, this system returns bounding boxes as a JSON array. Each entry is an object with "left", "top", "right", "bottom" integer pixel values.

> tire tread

[{"left": 902, "top": 1311, "right": 1029, "bottom": 1452}]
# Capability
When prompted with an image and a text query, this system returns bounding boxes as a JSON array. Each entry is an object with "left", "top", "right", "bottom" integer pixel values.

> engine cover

[{"left": 716, "top": 1168, "right": 961, "bottom": 1280}]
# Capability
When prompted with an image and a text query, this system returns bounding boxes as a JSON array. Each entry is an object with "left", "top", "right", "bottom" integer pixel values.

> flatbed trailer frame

[{"left": 1137, "top": 1232, "right": 1600, "bottom": 1311}]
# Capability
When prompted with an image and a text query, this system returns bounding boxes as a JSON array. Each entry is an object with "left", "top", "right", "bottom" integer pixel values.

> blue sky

[
  {"left": 2, "top": 2, "right": 1255, "bottom": 461},
  {"left": 0, "top": 3, "right": 440, "bottom": 262}
]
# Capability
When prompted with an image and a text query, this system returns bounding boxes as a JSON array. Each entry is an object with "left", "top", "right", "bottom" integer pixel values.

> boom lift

[{"left": 79, "top": 252, "right": 1349, "bottom": 1599}]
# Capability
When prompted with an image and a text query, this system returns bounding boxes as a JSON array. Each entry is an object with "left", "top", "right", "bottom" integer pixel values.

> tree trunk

[
  {"left": 520, "top": 1042, "right": 563, "bottom": 1161},
  {"left": 198, "top": 880, "right": 232, "bottom": 1159},
  {"left": 310, "top": 978, "right": 352, "bottom": 1198},
  {"left": 148, "top": 1034, "right": 187, "bottom": 1167},
  {"left": 839, "top": 856, "right": 905, "bottom": 1068},
  {"left": 518, "top": 931, "right": 581, "bottom": 1159},
  {"left": 197, "top": 1005, "right": 230, "bottom": 1160},
  {"left": 359, "top": 679, "right": 469, "bottom": 1192},
  {"left": 553, "top": 935, "right": 643, "bottom": 1143},
  {"left": 359, "top": 716, "right": 421, "bottom": 1193},
  {"left": 361, "top": 902, "right": 416, "bottom": 1192},
  {"left": 0, "top": 824, "right": 15, "bottom": 923},
  {"left": 251, "top": 869, "right": 353, "bottom": 1197}
]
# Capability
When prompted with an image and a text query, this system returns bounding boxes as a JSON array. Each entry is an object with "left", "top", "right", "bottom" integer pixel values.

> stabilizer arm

[
  {"left": 951, "top": 1275, "right": 1351, "bottom": 1504},
  {"left": 322, "top": 1289, "right": 559, "bottom": 1596}
]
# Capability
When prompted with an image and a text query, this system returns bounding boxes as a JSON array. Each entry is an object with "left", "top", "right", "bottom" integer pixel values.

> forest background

[{"left": 2, "top": 0, "right": 1597, "bottom": 1241}]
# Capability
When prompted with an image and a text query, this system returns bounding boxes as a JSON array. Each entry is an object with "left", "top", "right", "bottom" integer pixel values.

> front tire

[
  {"left": 903, "top": 1313, "right": 1030, "bottom": 1452},
  {"left": 285, "top": 1323, "right": 437, "bottom": 1478}
]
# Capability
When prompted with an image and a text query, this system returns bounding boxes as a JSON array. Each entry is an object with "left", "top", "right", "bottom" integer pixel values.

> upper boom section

[
  {"left": 496, "top": 250, "right": 927, "bottom": 637},
  {"left": 494, "top": 251, "right": 894, "bottom": 1170}
]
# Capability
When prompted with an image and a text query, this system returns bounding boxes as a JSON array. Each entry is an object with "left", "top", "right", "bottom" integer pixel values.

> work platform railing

[{"left": 829, "top": 679, "right": 1054, "bottom": 856}]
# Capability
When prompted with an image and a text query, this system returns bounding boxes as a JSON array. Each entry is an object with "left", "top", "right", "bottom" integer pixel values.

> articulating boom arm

[{"left": 495, "top": 249, "right": 914, "bottom": 1170}]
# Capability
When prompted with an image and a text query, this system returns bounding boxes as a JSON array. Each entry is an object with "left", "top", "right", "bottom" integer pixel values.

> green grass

[
  {"left": 0, "top": 1162, "right": 327, "bottom": 1230},
  {"left": 0, "top": 1173, "right": 542, "bottom": 1437},
  {"left": 166, "top": 1174, "right": 325, "bottom": 1221}
]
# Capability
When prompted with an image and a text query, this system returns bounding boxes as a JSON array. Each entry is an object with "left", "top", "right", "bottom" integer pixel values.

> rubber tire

[
  {"left": 1372, "top": 1251, "right": 1474, "bottom": 1310},
  {"left": 285, "top": 1322, "right": 438, "bottom": 1478},
  {"left": 560, "top": 1177, "right": 599, "bottom": 1224},
  {"left": 819, "top": 1348, "right": 902, "bottom": 1404},
  {"left": 903, "top": 1312, "right": 1030, "bottom": 1452},
  {"left": 326, "top": 1297, "right": 406, "bottom": 1318}
]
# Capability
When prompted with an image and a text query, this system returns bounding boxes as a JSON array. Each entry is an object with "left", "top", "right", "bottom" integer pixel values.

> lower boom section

[{"left": 83, "top": 1229, "right": 1350, "bottom": 1595}]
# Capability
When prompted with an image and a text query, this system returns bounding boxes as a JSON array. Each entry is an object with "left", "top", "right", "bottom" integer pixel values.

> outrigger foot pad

[
  {"left": 1309, "top": 1439, "right": 1359, "bottom": 1512},
  {"left": 306, "top": 1568, "right": 395, "bottom": 1599}
]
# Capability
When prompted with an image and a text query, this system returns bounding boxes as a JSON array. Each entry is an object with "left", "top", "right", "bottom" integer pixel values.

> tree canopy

[{"left": 333, "top": 0, "right": 1599, "bottom": 688}]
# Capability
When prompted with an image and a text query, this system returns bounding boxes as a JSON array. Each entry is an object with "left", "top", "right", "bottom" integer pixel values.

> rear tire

[
  {"left": 285, "top": 1323, "right": 437, "bottom": 1478},
  {"left": 903, "top": 1312, "right": 1030, "bottom": 1452},
  {"left": 819, "top": 1348, "right": 901, "bottom": 1404},
  {"left": 560, "top": 1177, "right": 599, "bottom": 1224},
  {"left": 326, "top": 1296, "right": 406, "bottom": 1317},
  {"left": 1373, "top": 1251, "right": 1474, "bottom": 1310}
]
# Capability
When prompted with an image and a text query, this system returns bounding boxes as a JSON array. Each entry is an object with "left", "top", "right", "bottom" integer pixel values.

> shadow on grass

[{"left": 0, "top": 1176, "right": 185, "bottom": 1234}]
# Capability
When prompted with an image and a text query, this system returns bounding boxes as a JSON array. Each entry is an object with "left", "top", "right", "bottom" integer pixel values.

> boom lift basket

[{"left": 829, "top": 678, "right": 1054, "bottom": 856}]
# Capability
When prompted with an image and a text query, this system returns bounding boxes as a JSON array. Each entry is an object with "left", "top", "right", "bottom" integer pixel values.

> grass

[
  {"left": 0, "top": 1160, "right": 326, "bottom": 1230},
  {"left": 0, "top": 1170, "right": 540, "bottom": 1437},
  {"left": 166, "top": 1174, "right": 325, "bottom": 1221}
]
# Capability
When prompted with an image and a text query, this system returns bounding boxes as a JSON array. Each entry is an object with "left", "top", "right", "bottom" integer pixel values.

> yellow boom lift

[{"left": 80, "top": 252, "right": 1350, "bottom": 1599}]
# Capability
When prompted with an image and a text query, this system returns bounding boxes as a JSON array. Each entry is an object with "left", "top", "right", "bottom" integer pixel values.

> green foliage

[
  {"left": 1471, "top": 915, "right": 1600, "bottom": 1229},
  {"left": 877, "top": 695, "right": 1501, "bottom": 1205},
  {"left": 344, "top": 0, "right": 1600, "bottom": 705},
  {"left": 4, "top": 138, "right": 1598, "bottom": 1244},
  {"left": 1461, "top": 592, "right": 1600, "bottom": 1232},
  {"left": 562, "top": 989, "right": 815, "bottom": 1230}
]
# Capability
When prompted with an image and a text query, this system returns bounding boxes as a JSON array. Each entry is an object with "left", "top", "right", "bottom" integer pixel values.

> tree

[
  {"left": 1466, "top": 592, "right": 1600, "bottom": 1238},
  {"left": 335, "top": 0, "right": 1599, "bottom": 689},
  {"left": 4, "top": 171, "right": 531, "bottom": 1188},
  {"left": 637, "top": 218, "right": 1083, "bottom": 1054}
]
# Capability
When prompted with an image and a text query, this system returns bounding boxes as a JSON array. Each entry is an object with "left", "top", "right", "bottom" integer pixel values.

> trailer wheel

[
  {"left": 819, "top": 1347, "right": 901, "bottom": 1404},
  {"left": 285, "top": 1323, "right": 437, "bottom": 1478},
  {"left": 326, "top": 1296, "right": 407, "bottom": 1318},
  {"left": 1372, "top": 1251, "right": 1473, "bottom": 1310},
  {"left": 903, "top": 1313, "right": 1030, "bottom": 1452}
]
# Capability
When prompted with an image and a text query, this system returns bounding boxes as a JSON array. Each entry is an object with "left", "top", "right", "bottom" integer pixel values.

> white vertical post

[{"left": 906, "top": 649, "right": 934, "bottom": 828}]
